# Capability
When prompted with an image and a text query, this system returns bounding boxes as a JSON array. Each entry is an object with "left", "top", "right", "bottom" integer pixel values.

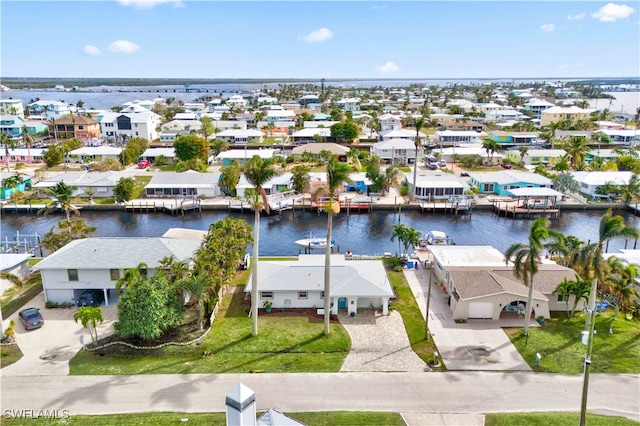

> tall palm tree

[
  {"left": 2, "top": 133, "right": 16, "bottom": 172},
  {"left": 604, "top": 256, "right": 640, "bottom": 318},
  {"left": 578, "top": 209, "right": 639, "bottom": 329},
  {"left": 504, "top": 218, "right": 555, "bottom": 336},
  {"left": 38, "top": 181, "right": 79, "bottom": 224},
  {"left": 518, "top": 146, "right": 529, "bottom": 166},
  {"left": 548, "top": 120, "right": 562, "bottom": 149},
  {"left": 21, "top": 125, "right": 35, "bottom": 164},
  {"left": 411, "top": 117, "right": 426, "bottom": 201},
  {"left": 481, "top": 139, "right": 499, "bottom": 165},
  {"left": 561, "top": 136, "right": 590, "bottom": 169},
  {"left": 323, "top": 155, "right": 352, "bottom": 334},
  {"left": 243, "top": 155, "right": 279, "bottom": 336},
  {"left": 73, "top": 306, "right": 104, "bottom": 344}
]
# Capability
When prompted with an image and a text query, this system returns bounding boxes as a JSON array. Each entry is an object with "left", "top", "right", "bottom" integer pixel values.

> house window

[
  {"left": 557, "top": 294, "right": 567, "bottom": 302},
  {"left": 110, "top": 269, "right": 120, "bottom": 281},
  {"left": 320, "top": 291, "right": 325, "bottom": 299},
  {"left": 68, "top": 269, "right": 79, "bottom": 281},
  {"left": 261, "top": 291, "right": 273, "bottom": 299},
  {"left": 78, "top": 125, "right": 84, "bottom": 130},
  {"left": 298, "top": 291, "right": 308, "bottom": 300},
  {"left": 140, "top": 268, "right": 147, "bottom": 278}
]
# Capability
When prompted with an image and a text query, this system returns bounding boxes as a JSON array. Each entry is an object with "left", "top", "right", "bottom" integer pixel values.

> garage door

[{"left": 468, "top": 302, "right": 494, "bottom": 319}]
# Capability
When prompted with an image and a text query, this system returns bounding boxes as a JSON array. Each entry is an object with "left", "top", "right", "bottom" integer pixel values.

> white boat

[
  {"left": 420, "top": 230, "right": 455, "bottom": 248},
  {"left": 295, "top": 232, "right": 334, "bottom": 250}
]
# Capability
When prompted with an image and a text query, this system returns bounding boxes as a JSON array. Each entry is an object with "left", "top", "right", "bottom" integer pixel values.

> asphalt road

[{"left": 1, "top": 372, "right": 638, "bottom": 420}]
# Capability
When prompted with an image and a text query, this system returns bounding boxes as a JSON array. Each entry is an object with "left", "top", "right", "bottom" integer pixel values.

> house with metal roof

[
  {"left": 215, "top": 129, "right": 264, "bottom": 145},
  {"left": 144, "top": 171, "right": 221, "bottom": 198},
  {"left": 372, "top": 138, "right": 423, "bottom": 165},
  {"left": 467, "top": 170, "right": 553, "bottom": 196},
  {"left": 244, "top": 254, "right": 394, "bottom": 317},
  {"left": 34, "top": 238, "right": 201, "bottom": 306},
  {"left": 571, "top": 171, "right": 634, "bottom": 198},
  {"left": 33, "top": 171, "right": 137, "bottom": 198},
  {"left": 69, "top": 146, "right": 123, "bottom": 163},
  {"left": 213, "top": 148, "right": 279, "bottom": 166},
  {"left": 503, "top": 149, "right": 566, "bottom": 166}
]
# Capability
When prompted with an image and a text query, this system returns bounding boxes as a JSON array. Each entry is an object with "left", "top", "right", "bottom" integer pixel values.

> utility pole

[{"left": 579, "top": 304, "right": 597, "bottom": 425}]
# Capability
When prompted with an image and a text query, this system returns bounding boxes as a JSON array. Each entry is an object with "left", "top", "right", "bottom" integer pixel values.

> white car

[{"left": 439, "top": 160, "right": 447, "bottom": 167}]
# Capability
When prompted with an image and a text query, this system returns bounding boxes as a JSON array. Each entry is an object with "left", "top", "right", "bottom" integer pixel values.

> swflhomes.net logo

[{"left": 3, "top": 409, "right": 70, "bottom": 419}]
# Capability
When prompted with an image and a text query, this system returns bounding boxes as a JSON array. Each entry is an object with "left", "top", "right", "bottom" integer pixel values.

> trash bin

[{"left": 406, "top": 261, "right": 414, "bottom": 269}]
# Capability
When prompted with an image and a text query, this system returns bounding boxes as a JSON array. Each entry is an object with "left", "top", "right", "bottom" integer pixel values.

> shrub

[
  {"left": 400, "top": 185, "right": 409, "bottom": 196},
  {"left": 14, "top": 163, "right": 25, "bottom": 170}
]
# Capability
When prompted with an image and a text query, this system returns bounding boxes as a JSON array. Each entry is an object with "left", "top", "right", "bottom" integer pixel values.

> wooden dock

[
  {"left": 493, "top": 200, "right": 559, "bottom": 219},
  {"left": 125, "top": 199, "right": 202, "bottom": 216},
  {"left": 419, "top": 200, "right": 473, "bottom": 215}
]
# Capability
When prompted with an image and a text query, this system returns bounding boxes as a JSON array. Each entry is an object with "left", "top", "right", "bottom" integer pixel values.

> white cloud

[
  {"left": 301, "top": 28, "right": 333, "bottom": 43},
  {"left": 118, "top": 0, "right": 182, "bottom": 9},
  {"left": 567, "top": 12, "right": 586, "bottom": 21},
  {"left": 591, "top": 3, "right": 635, "bottom": 22},
  {"left": 376, "top": 61, "right": 400, "bottom": 74},
  {"left": 108, "top": 40, "right": 140, "bottom": 54},
  {"left": 370, "top": 5, "right": 387, "bottom": 10},
  {"left": 83, "top": 44, "right": 101, "bottom": 56},
  {"left": 540, "top": 23, "right": 555, "bottom": 32}
]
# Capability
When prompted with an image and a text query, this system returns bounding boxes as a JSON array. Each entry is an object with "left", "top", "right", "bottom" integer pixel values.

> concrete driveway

[
  {"left": 403, "top": 267, "right": 531, "bottom": 371},
  {"left": 2, "top": 292, "right": 117, "bottom": 376}
]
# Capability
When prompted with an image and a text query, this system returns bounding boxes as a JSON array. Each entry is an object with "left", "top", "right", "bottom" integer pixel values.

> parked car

[
  {"left": 439, "top": 160, "right": 447, "bottom": 168},
  {"left": 18, "top": 307, "right": 44, "bottom": 330},
  {"left": 76, "top": 289, "right": 105, "bottom": 307},
  {"left": 501, "top": 163, "right": 512, "bottom": 169},
  {"left": 460, "top": 172, "right": 470, "bottom": 177},
  {"left": 137, "top": 159, "right": 151, "bottom": 169},
  {"left": 428, "top": 163, "right": 439, "bottom": 170}
]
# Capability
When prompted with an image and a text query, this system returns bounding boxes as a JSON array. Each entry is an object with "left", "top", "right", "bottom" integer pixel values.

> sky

[{"left": 1, "top": 1, "right": 639, "bottom": 79}]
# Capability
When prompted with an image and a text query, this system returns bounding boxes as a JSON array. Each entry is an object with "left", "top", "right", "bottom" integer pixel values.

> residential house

[
  {"left": 266, "top": 107, "right": 295, "bottom": 123},
  {"left": 291, "top": 128, "right": 332, "bottom": 144},
  {"left": 467, "top": 170, "right": 553, "bottom": 196},
  {"left": 412, "top": 173, "right": 465, "bottom": 200},
  {"left": 540, "top": 106, "right": 591, "bottom": 127},
  {"left": 0, "top": 99, "right": 24, "bottom": 117},
  {"left": 438, "top": 146, "right": 503, "bottom": 164},
  {"left": 1, "top": 254, "right": 31, "bottom": 295},
  {"left": 235, "top": 172, "right": 293, "bottom": 198},
  {"left": 377, "top": 113, "right": 403, "bottom": 131},
  {"left": 27, "top": 100, "right": 71, "bottom": 120},
  {"left": 439, "top": 120, "right": 484, "bottom": 132},
  {"left": 380, "top": 129, "right": 427, "bottom": 144},
  {"left": 299, "top": 94, "right": 321, "bottom": 110},
  {"left": 484, "top": 109, "right": 527, "bottom": 123},
  {"left": 33, "top": 171, "right": 138, "bottom": 198},
  {"left": 0, "top": 148, "right": 45, "bottom": 165},
  {"left": 344, "top": 172, "right": 372, "bottom": 193},
  {"left": 303, "top": 121, "right": 339, "bottom": 129},
  {"left": 475, "top": 102, "right": 503, "bottom": 113},
  {"left": 48, "top": 115, "right": 101, "bottom": 140},
  {"left": 144, "top": 171, "right": 221, "bottom": 198},
  {"left": 336, "top": 98, "right": 361, "bottom": 112},
  {"left": 571, "top": 171, "right": 633, "bottom": 198},
  {"left": 426, "top": 245, "right": 579, "bottom": 320},
  {"left": 555, "top": 130, "right": 592, "bottom": 142},
  {"left": 140, "top": 147, "right": 177, "bottom": 164},
  {"left": 244, "top": 254, "right": 394, "bottom": 317},
  {"left": 213, "top": 148, "right": 279, "bottom": 166},
  {"left": 98, "top": 111, "right": 161, "bottom": 141},
  {"left": 372, "top": 138, "right": 423, "bottom": 165},
  {"left": 585, "top": 149, "right": 619, "bottom": 164},
  {"left": 523, "top": 98, "right": 555, "bottom": 119},
  {"left": 215, "top": 129, "right": 264, "bottom": 145},
  {"left": 487, "top": 130, "right": 540, "bottom": 145},
  {"left": 504, "top": 149, "right": 566, "bottom": 166},
  {"left": 291, "top": 142, "right": 349, "bottom": 158},
  {"left": 69, "top": 146, "right": 123, "bottom": 163},
  {"left": 34, "top": 237, "right": 201, "bottom": 306},
  {"left": 433, "top": 130, "right": 481, "bottom": 145},
  {"left": 0, "top": 172, "right": 32, "bottom": 199},
  {"left": 593, "top": 129, "right": 639, "bottom": 146},
  {"left": 0, "top": 115, "right": 26, "bottom": 138}
]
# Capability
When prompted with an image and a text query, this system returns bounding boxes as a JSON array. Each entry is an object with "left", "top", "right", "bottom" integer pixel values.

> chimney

[{"left": 225, "top": 383, "right": 256, "bottom": 426}]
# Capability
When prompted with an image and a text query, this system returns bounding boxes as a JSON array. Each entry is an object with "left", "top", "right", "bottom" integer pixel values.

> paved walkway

[
  {"left": 403, "top": 266, "right": 531, "bottom": 371},
  {"left": 339, "top": 310, "right": 427, "bottom": 372}
]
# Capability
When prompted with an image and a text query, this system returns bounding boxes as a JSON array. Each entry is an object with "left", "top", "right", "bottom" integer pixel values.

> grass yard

[
  {"left": 69, "top": 282, "right": 350, "bottom": 375},
  {"left": 153, "top": 164, "right": 177, "bottom": 172},
  {"left": 0, "top": 411, "right": 406, "bottom": 426},
  {"left": 485, "top": 412, "right": 639, "bottom": 426},
  {"left": 0, "top": 344, "right": 23, "bottom": 369},
  {"left": 505, "top": 310, "right": 640, "bottom": 374},
  {"left": 384, "top": 260, "right": 443, "bottom": 369}
]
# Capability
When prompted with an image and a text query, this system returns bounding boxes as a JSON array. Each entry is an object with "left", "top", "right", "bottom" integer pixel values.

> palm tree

[
  {"left": 547, "top": 121, "right": 562, "bottom": 149},
  {"left": 38, "top": 181, "right": 79, "bottom": 224},
  {"left": 518, "top": 146, "right": 529, "bottom": 166},
  {"left": 73, "top": 306, "right": 104, "bottom": 344},
  {"left": 177, "top": 274, "right": 212, "bottom": 330},
  {"left": 504, "top": 218, "right": 555, "bottom": 337},
  {"left": 577, "top": 209, "right": 639, "bottom": 329},
  {"left": 323, "top": 155, "right": 352, "bottom": 334},
  {"left": 411, "top": 117, "right": 426, "bottom": 201},
  {"left": 604, "top": 257, "right": 640, "bottom": 318},
  {"left": 481, "top": 139, "right": 499, "bottom": 165},
  {"left": 116, "top": 262, "right": 149, "bottom": 292},
  {"left": 619, "top": 173, "right": 640, "bottom": 206},
  {"left": 21, "top": 125, "right": 35, "bottom": 164},
  {"left": 390, "top": 223, "right": 407, "bottom": 255},
  {"left": 1, "top": 174, "right": 24, "bottom": 193},
  {"left": 243, "top": 155, "right": 279, "bottom": 336},
  {"left": 2, "top": 132, "right": 16, "bottom": 172}
]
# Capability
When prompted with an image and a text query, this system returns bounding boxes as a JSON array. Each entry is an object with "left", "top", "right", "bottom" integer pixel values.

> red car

[
  {"left": 137, "top": 160, "right": 151, "bottom": 169},
  {"left": 500, "top": 163, "right": 512, "bottom": 169}
]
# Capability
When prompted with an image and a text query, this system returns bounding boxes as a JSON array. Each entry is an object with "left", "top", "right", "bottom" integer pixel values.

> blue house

[
  {"left": 344, "top": 172, "right": 371, "bottom": 193},
  {"left": 467, "top": 171, "right": 553, "bottom": 196},
  {"left": 1, "top": 173, "right": 32, "bottom": 199},
  {"left": 487, "top": 130, "right": 539, "bottom": 145}
]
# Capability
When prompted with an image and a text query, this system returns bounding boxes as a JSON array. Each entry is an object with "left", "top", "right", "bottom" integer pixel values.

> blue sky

[{"left": 2, "top": 1, "right": 638, "bottom": 79}]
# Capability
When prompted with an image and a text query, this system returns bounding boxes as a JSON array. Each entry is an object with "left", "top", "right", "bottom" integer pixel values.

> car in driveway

[
  {"left": 76, "top": 289, "right": 105, "bottom": 307},
  {"left": 137, "top": 159, "right": 151, "bottom": 169},
  {"left": 500, "top": 163, "right": 512, "bottom": 169},
  {"left": 18, "top": 307, "right": 44, "bottom": 330}
]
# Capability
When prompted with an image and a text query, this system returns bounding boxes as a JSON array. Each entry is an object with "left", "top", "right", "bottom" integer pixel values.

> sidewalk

[{"left": 402, "top": 266, "right": 531, "bottom": 371}]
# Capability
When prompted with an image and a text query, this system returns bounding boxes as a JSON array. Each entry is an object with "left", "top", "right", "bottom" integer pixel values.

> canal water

[{"left": 2, "top": 209, "right": 639, "bottom": 257}]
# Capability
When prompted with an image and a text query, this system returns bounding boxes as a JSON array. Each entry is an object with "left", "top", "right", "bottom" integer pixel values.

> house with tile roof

[
  {"left": 50, "top": 115, "right": 101, "bottom": 140},
  {"left": 34, "top": 238, "right": 201, "bottom": 306}
]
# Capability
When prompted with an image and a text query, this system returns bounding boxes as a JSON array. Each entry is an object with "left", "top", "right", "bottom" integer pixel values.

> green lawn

[
  {"left": 385, "top": 260, "right": 443, "bottom": 369},
  {"left": 0, "top": 344, "right": 23, "bottom": 369},
  {"left": 0, "top": 411, "right": 406, "bottom": 426},
  {"left": 153, "top": 164, "right": 177, "bottom": 172},
  {"left": 505, "top": 310, "right": 640, "bottom": 374},
  {"left": 69, "top": 282, "right": 350, "bottom": 375},
  {"left": 486, "top": 412, "right": 639, "bottom": 426}
]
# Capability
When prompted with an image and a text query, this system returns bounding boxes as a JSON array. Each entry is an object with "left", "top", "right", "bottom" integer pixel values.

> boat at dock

[
  {"left": 295, "top": 232, "right": 334, "bottom": 251},
  {"left": 419, "top": 230, "right": 455, "bottom": 248}
]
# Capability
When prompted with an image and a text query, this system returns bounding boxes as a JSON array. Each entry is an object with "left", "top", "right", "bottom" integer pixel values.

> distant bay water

[{"left": 1, "top": 79, "right": 637, "bottom": 113}]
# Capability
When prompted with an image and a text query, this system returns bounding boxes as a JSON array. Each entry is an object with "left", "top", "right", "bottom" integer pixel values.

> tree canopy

[{"left": 174, "top": 134, "right": 209, "bottom": 162}]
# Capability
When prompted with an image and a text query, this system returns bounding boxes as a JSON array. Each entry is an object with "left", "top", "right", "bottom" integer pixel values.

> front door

[{"left": 338, "top": 297, "right": 347, "bottom": 309}]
